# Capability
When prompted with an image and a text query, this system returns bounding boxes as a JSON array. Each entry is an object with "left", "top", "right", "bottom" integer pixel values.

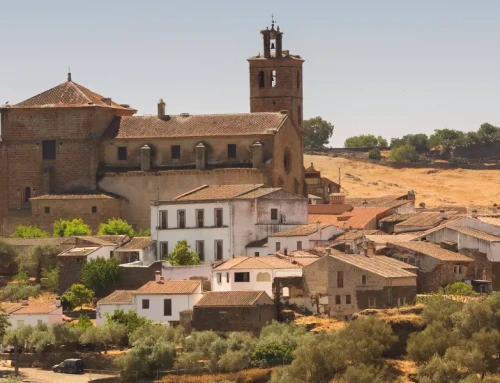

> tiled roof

[
  {"left": 194, "top": 291, "right": 272, "bottom": 307},
  {"left": 73, "top": 236, "right": 118, "bottom": 246},
  {"left": 134, "top": 280, "right": 200, "bottom": 295},
  {"left": 102, "top": 112, "right": 288, "bottom": 139},
  {"left": 365, "top": 234, "right": 421, "bottom": 244},
  {"left": 98, "top": 290, "right": 134, "bottom": 305},
  {"left": 214, "top": 256, "right": 300, "bottom": 270},
  {"left": 395, "top": 212, "right": 458, "bottom": 228},
  {"left": 452, "top": 226, "right": 500, "bottom": 242},
  {"left": 115, "top": 237, "right": 153, "bottom": 251},
  {"left": 59, "top": 247, "right": 100, "bottom": 257},
  {"left": 0, "top": 237, "right": 70, "bottom": 247},
  {"left": 422, "top": 206, "right": 469, "bottom": 214},
  {"left": 245, "top": 238, "right": 269, "bottom": 248},
  {"left": 379, "top": 214, "right": 417, "bottom": 223},
  {"left": 310, "top": 207, "right": 390, "bottom": 229},
  {"left": 373, "top": 256, "right": 419, "bottom": 270},
  {"left": 305, "top": 163, "right": 320, "bottom": 174},
  {"left": 387, "top": 241, "right": 473, "bottom": 262},
  {"left": 331, "top": 254, "right": 417, "bottom": 279},
  {"left": 170, "top": 184, "right": 288, "bottom": 202},
  {"left": 10, "top": 303, "right": 60, "bottom": 315},
  {"left": 1, "top": 303, "right": 23, "bottom": 314},
  {"left": 308, "top": 204, "right": 353, "bottom": 215},
  {"left": 269, "top": 224, "right": 330, "bottom": 237},
  {"left": 11, "top": 80, "right": 132, "bottom": 110},
  {"left": 477, "top": 217, "right": 500, "bottom": 227},
  {"left": 30, "top": 194, "right": 115, "bottom": 200},
  {"left": 345, "top": 195, "right": 410, "bottom": 208},
  {"left": 332, "top": 230, "right": 382, "bottom": 241}
]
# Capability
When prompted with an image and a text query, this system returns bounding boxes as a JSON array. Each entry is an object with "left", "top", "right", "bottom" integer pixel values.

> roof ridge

[
  {"left": 173, "top": 185, "right": 209, "bottom": 200},
  {"left": 69, "top": 81, "right": 93, "bottom": 104}
]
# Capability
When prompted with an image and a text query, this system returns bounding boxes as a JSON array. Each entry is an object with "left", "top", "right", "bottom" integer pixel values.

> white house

[
  {"left": 113, "top": 237, "right": 156, "bottom": 265},
  {"left": 151, "top": 184, "right": 308, "bottom": 263},
  {"left": 96, "top": 290, "right": 135, "bottom": 326},
  {"left": 211, "top": 256, "right": 302, "bottom": 297},
  {"left": 2, "top": 301, "right": 63, "bottom": 329}
]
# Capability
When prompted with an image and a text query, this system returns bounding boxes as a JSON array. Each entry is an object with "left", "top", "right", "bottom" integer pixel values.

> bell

[{"left": 271, "top": 42, "right": 275, "bottom": 49}]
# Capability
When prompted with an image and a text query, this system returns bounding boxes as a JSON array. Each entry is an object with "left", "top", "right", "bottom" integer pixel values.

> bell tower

[{"left": 248, "top": 17, "right": 304, "bottom": 129}]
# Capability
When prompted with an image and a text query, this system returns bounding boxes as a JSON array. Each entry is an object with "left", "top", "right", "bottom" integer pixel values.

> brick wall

[{"left": 461, "top": 248, "right": 492, "bottom": 281}]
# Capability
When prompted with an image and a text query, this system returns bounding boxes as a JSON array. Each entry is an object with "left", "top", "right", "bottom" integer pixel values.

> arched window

[
  {"left": 297, "top": 71, "right": 301, "bottom": 88},
  {"left": 271, "top": 70, "right": 277, "bottom": 88},
  {"left": 258, "top": 71, "right": 265, "bottom": 88},
  {"left": 24, "top": 187, "right": 31, "bottom": 203},
  {"left": 256, "top": 272, "right": 271, "bottom": 282}
]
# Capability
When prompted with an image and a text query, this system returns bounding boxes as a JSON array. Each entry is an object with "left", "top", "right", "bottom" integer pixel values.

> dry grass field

[{"left": 305, "top": 154, "right": 500, "bottom": 207}]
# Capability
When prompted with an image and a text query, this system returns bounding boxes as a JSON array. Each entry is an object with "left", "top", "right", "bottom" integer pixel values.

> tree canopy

[
  {"left": 303, "top": 117, "right": 334, "bottom": 149},
  {"left": 16, "top": 244, "right": 61, "bottom": 282},
  {"left": 80, "top": 257, "right": 122, "bottom": 297},
  {"left": 61, "top": 283, "right": 94, "bottom": 310},
  {"left": 388, "top": 144, "right": 418, "bottom": 163},
  {"left": 53, "top": 218, "right": 91, "bottom": 237},
  {"left": 344, "top": 135, "right": 387, "bottom": 149},
  {"left": 166, "top": 240, "right": 202, "bottom": 266},
  {"left": 0, "top": 241, "right": 18, "bottom": 272},
  {"left": 98, "top": 218, "right": 134, "bottom": 236},
  {"left": 11, "top": 225, "right": 49, "bottom": 238}
]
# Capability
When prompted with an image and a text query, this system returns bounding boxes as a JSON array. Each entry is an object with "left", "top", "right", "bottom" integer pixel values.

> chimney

[
  {"left": 407, "top": 190, "right": 415, "bottom": 200},
  {"left": 472, "top": 209, "right": 478, "bottom": 219},
  {"left": 494, "top": 204, "right": 498, "bottom": 214},
  {"left": 55, "top": 296, "right": 61, "bottom": 308},
  {"left": 155, "top": 270, "right": 161, "bottom": 283},
  {"left": 158, "top": 99, "right": 166, "bottom": 119},
  {"left": 440, "top": 209, "right": 446, "bottom": 220},
  {"left": 365, "top": 241, "right": 376, "bottom": 257},
  {"left": 67, "top": 72, "right": 72, "bottom": 82},
  {"left": 21, "top": 298, "right": 29, "bottom": 306},
  {"left": 284, "top": 248, "right": 288, "bottom": 256},
  {"left": 101, "top": 97, "right": 112, "bottom": 106},
  {"left": 140, "top": 144, "right": 151, "bottom": 171},
  {"left": 316, "top": 221, "right": 321, "bottom": 233},
  {"left": 195, "top": 143, "right": 206, "bottom": 170},
  {"left": 251, "top": 141, "right": 264, "bottom": 168}
]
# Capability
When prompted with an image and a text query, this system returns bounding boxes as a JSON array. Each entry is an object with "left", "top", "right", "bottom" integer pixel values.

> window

[
  {"left": 196, "top": 241, "right": 204, "bottom": 261},
  {"left": 44, "top": 206, "right": 50, "bottom": 214},
  {"left": 24, "top": 187, "right": 31, "bottom": 203},
  {"left": 92, "top": 206, "right": 97, "bottom": 214},
  {"left": 297, "top": 241, "right": 302, "bottom": 250},
  {"left": 215, "top": 240, "right": 223, "bottom": 260},
  {"left": 254, "top": 252, "right": 260, "bottom": 257},
  {"left": 160, "top": 242, "right": 168, "bottom": 258},
  {"left": 142, "top": 299, "right": 150, "bottom": 309},
  {"left": 235, "top": 272, "right": 250, "bottom": 282},
  {"left": 227, "top": 144, "right": 237, "bottom": 158},
  {"left": 337, "top": 271, "right": 344, "bottom": 288},
  {"left": 196, "top": 209, "right": 204, "bottom": 228},
  {"left": 37, "top": 319, "right": 43, "bottom": 325},
  {"left": 335, "top": 295, "right": 341, "bottom": 304},
  {"left": 17, "top": 320, "right": 24, "bottom": 327},
  {"left": 164, "top": 299, "right": 172, "bottom": 316},
  {"left": 368, "top": 297, "right": 376, "bottom": 308},
  {"left": 160, "top": 211, "right": 168, "bottom": 229},
  {"left": 276, "top": 242, "right": 281, "bottom": 251},
  {"left": 271, "top": 70, "right": 277, "bottom": 87},
  {"left": 171, "top": 145, "right": 181, "bottom": 159},
  {"left": 118, "top": 147, "right": 127, "bottom": 161},
  {"left": 271, "top": 208, "right": 278, "bottom": 220},
  {"left": 258, "top": 71, "right": 265, "bottom": 88},
  {"left": 177, "top": 210, "right": 186, "bottom": 228},
  {"left": 361, "top": 275, "right": 367, "bottom": 285},
  {"left": 459, "top": 266, "right": 463, "bottom": 274},
  {"left": 42, "top": 140, "right": 56, "bottom": 160},
  {"left": 226, "top": 272, "right": 230, "bottom": 283},
  {"left": 217, "top": 273, "right": 222, "bottom": 284},
  {"left": 398, "top": 297, "right": 406, "bottom": 307},
  {"left": 346, "top": 295, "right": 351, "bottom": 304},
  {"left": 454, "top": 266, "right": 458, "bottom": 274},
  {"left": 215, "top": 208, "right": 223, "bottom": 227}
]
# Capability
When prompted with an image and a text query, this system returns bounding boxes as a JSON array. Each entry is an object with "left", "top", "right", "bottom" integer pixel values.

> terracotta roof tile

[
  {"left": 134, "top": 280, "right": 200, "bottom": 295},
  {"left": 1, "top": 303, "right": 23, "bottom": 314},
  {"left": 332, "top": 230, "right": 382, "bottom": 241},
  {"left": 30, "top": 194, "right": 115, "bottom": 200},
  {"left": 214, "top": 256, "right": 300, "bottom": 270},
  {"left": 365, "top": 234, "right": 421, "bottom": 244},
  {"left": 171, "top": 184, "right": 282, "bottom": 202},
  {"left": 387, "top": 241, "right": 474, "bottom": 262},
  {"left": 12, "top": 80, "right": 132, "bottom": 110},
  {"left": 346, "top": 195, "right": 411, "bottom": 208},
  {"left": 331, "top": 254, "right": 417, "bottom": 278},
  {"left": 395, "top": 212, "right": 459, "bottom": 228},
  {"left": 452, "top": 226, "right": 500, "bottom": 242},
  {"left": 308, "top": 204, "right": 353, "bottom": 215},
  {"left": 102, "top": 112, "right": 288, "bottom": 139},
  {"left": 115, "top": 237, "right": 154, "bottom": 251},
  {"left": 310, "top": 207, "right": 390, "bottom": 229},
  {"left": 12, "top": 303, "right": 60, "bottom": 315},
  {"left": 269, "top": 224, "right": 331, "bottom": 237},
  {"left": 1, "top": 237, "right": 70, "bottom": 247},
  {"left": 195, "top": 291, "right": 272, "bottom": 307},
  {"left": 98, "top": 290, "right": 134, "bottom": 305}
]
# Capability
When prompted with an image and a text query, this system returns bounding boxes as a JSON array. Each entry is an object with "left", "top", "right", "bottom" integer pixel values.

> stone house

[
  {"left": 345, "top": 192, "right": 417, "bottom": 214},
  {"left": 381, "top": 241, "right": 473, "bottom": 293},
  {"left": 392, "top": 211, "right": 460, "bottom": 234},
  {"left": 151, "top": 184, "right": 307, "bottom": 263},
  {"left": 304, "top": 163, "right": 340, "bottom": 203},
  {"left": 0, "top": 22, "right": 305, "bottom": 234},
  {"left": 192, "top": 291, "right": 277, "bottom": 334}
]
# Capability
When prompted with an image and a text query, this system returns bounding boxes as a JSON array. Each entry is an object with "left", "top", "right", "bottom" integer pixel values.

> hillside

[{"left": 305, "top": 154, "right": 500, "bottom": 207}]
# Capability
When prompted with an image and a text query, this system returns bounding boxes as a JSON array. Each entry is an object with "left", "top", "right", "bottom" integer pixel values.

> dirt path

[{"left": 0, "top": 367, "right": 116, "bottom": 382}]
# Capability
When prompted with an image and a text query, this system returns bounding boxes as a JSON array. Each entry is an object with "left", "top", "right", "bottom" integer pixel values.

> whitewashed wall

[
  {"left": 134, "top": 293, "right": 202, "bottom": 323},
  {"left": 8, "top": 308, "right": 62, "bottom": 328},
  {"left": 88, "top": 246, "right": 117, "bottom": 260},
  {"left": 96, "top": 303, "right": 134, "bottom": 326}
]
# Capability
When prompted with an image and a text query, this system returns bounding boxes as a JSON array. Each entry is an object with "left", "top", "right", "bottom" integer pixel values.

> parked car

[{"left": 52, "top": 359, "right": 84, "bottom": 374}]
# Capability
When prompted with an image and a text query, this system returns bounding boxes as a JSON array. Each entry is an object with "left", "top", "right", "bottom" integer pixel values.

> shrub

[
  {"left": 166, "top": 240, "right": 202, "bottom": 265},
  {"left": 80, "top": 257, "right": 121, "bottom": 297},
  {"left": 218, "top": 350, "right": 251, "bottom": 373},
  {"left": 368, "top": 148, "right": 381, "bottom": 160},
  {"left": 252, "top": 343, "right": 294, "bottom": 367},
  {"left": 53, "top": 218, "right": 91, "bottom": 237},
  {"left": 160, "top": 369, "right": 272, "bottom": 383},
  {"left": 174, "top": 352, "right": 204, "bottom": 374},
  {"left": 17, "top": 244, "right": 61, "bottom": 282},
  {"left": 11, "top": 225, "right": 49, "bottom": 238},
  {"left": 183, "top": 331, "right": 220, "bottom": 354},
  {"left": 1, "top": 282, "right": 40, "bottom": 302},
  {"left": 61, "top": 283, "right": 94, "bottom": 310},
  {"left": 0, "top": 240, "right": 18, "bottom": 271},
  {"left": 98, "top": 218, "right": 134, "bottom": 236},
  {"left": 105, "top": 309, "right": 152, "bottom": 336},
  {"left": 134, "top": 228, "right": 151, "bottom": 236},
  {"left": 407, "top": 322, "right": 457, "bottom": 363},
  {"left": 129, "top": 323, "right": 185, "bottom": 347},
  {"left": 448, "top": 156, "right": 469, "bottom": 166},
  {"left": 388, "top": 144, "right": 417, "bottom": 163},
  {"left": 442, "top": 282, "right": 479, "bottom": 297}
]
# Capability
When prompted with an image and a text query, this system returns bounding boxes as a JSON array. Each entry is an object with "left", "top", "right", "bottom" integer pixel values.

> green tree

[
  {"left": 0, "top": 241, "right": 18, "bottom": 272},
  {"left": 166, "top": 240, "right": 202, "bottom": 266},
  {"left": 368, "top": 148, "right": 381, "bottom": 160},
  {"left": 11, "top": 225, "right": 48, "bottom": 238},
  {"left": 442, "top": 282, "right": 478, "bottom": 296},
  {"left": 105, "top": 309, "right": 152, "bottom": 335},
  {"left": 376, "top": 136, "right": 388, "bottom": 148},
  {"left": 41, "top": 267, "right": 58, "bottom": 293},
  {"left": 218, "top": 350, "right": 251, "bottom": 372},
  {"left": 1, "top": 283, "right": 40, "bottom": 302},
  {"left": 2, "top": 324, "right": 36, "bottom": 375},
  {"left": 98, "top": 218, "right": 134, "bottom": 236},
  {"left": 53, "top": 218, "right": 91, "bottom": 237},
  {"left": 429, "top": 129, "right": 466, "bottom": 153},
  {"left": 72, "top": 314, "right": 93, "bottom": 330},
  {"left": 388, "top": 144, "right": 417, "bottom": 163},
  {"left": 61, "top": 283, "right": 94, "bottom": 310},
  {"left": 407, "top": 322, "right": 458, "bottom": 363},
  {"left": 303, "top": 117, "right": 334, "bottom": 149},
  {"left": 80, "top": 322, "right": 126, "bottom": 353},
  {"left": 80, "top": 257, "right": 122, "bottom": 297},
  {"left": 344, "top": 134, "right": 379, "bottom": 149},
  {"left": 17, "top": 244, "right": 61, "bottom": 282}
]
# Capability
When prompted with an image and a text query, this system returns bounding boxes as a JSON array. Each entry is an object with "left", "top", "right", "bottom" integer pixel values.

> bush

[
  {"left": 117, "top": 341, "right": 176, "bottom": 380},
  {"left": 1, "top": 282, "right": 40, "bottom": 302},
  {"left": 174, "top": 352, "right": 204, "bottom": 374},
  {"left": 252, "top": 343, "right": 294, "bottom": 367},
  {"left": 98, "top": 218, "right": 134, "bottom": 236},
  {"left": 17, "top": 244, "right": 61, "bottom": 282},
  {"left": 105, "top": 309, "right": 152, "bottom": 335},
  {"left": 388, "top": 144, "right": 417, "bottom": 163},
  {"left": 407, "top": 322, "right": 457, "bottom": 363},
  {"left": 218, "top": 350, "right": 251, "bottom": 373},
  {"left": 442, "top": 282, "right": 479, "bottom": 297},
  {"left": 337, "top": 364, "right": 390, "bottom": 383},
  {"left": 53, "top": 218, "right": 92, "bottom": 237},
  {"left": 11, "top": 225, "right": 49, "bottom": 238},
  {"left": 0, "top": 240, "right": 18, "bottom": 271},
  {"left": 134, "top": 228, "right": 151, "bottom": 236},
  {"left": 80, "top": 257, "right": 121, "bottom": 297},
  {"left": 448, "top": 157, "right": 469, "bottom": 166},
  {"left": 368, "top": 148, "right": 381, "bottom": 160},
  {"left": 61, "top": 283, "right": 94, "bottom": 310},
  {"left": 166, "top": 240, "right": 202, "bottom": 265}
]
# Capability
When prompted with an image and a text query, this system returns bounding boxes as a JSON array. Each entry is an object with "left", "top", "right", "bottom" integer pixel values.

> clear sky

[{"left": 1, "top": 0, "right": 500, "bottom": 146}]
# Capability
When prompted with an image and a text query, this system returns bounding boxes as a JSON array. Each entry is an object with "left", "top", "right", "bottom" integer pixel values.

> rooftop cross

[{"left": 271, "top": 13, "right": 275, "bottom": 28}]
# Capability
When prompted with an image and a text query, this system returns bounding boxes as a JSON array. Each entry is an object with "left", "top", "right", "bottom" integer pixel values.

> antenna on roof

[{"left": 67, "top": 67, "right": 72, "bottom": 82}]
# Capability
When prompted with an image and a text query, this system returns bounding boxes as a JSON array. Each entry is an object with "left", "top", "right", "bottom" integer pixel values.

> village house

[
  {"left": 380, "top": 241, "right": 474, "bottom": 293},
  {"left": 329, "top": 229, "right": 383, "bottom": 252},
  {"left": 151, "top": 184, "right": 307, "bottom": 263},
  {"left": 1, "top": 299, "right": 63, "bottom": 328},
  {"left": 310, "top": 206, "right": 392, "bottom": 231},
  {"left": 211, "top": 256, "right": 302, "bottom": 298},
  {"left": 304, "top": 163, "right": 340, "bottom": 203},
  {"left": 0, "top": 22, "right": 305, "bottom": 235},
  {"left": 392, "top": 210, "right": 461, "bottom": 234},
  {"left": 192, "top": 291, "right": 277, "bottom": 334},
  {"left": 345, "top": 192, "right": 417, "bottom": 214},
  {"left": 96, "top": 290, "right": 134, "bottom": 326}
]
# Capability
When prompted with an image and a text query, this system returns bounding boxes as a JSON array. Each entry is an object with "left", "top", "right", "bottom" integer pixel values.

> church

[{"left": 0, "top": 23, "right": 306, "bottom": 233}]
